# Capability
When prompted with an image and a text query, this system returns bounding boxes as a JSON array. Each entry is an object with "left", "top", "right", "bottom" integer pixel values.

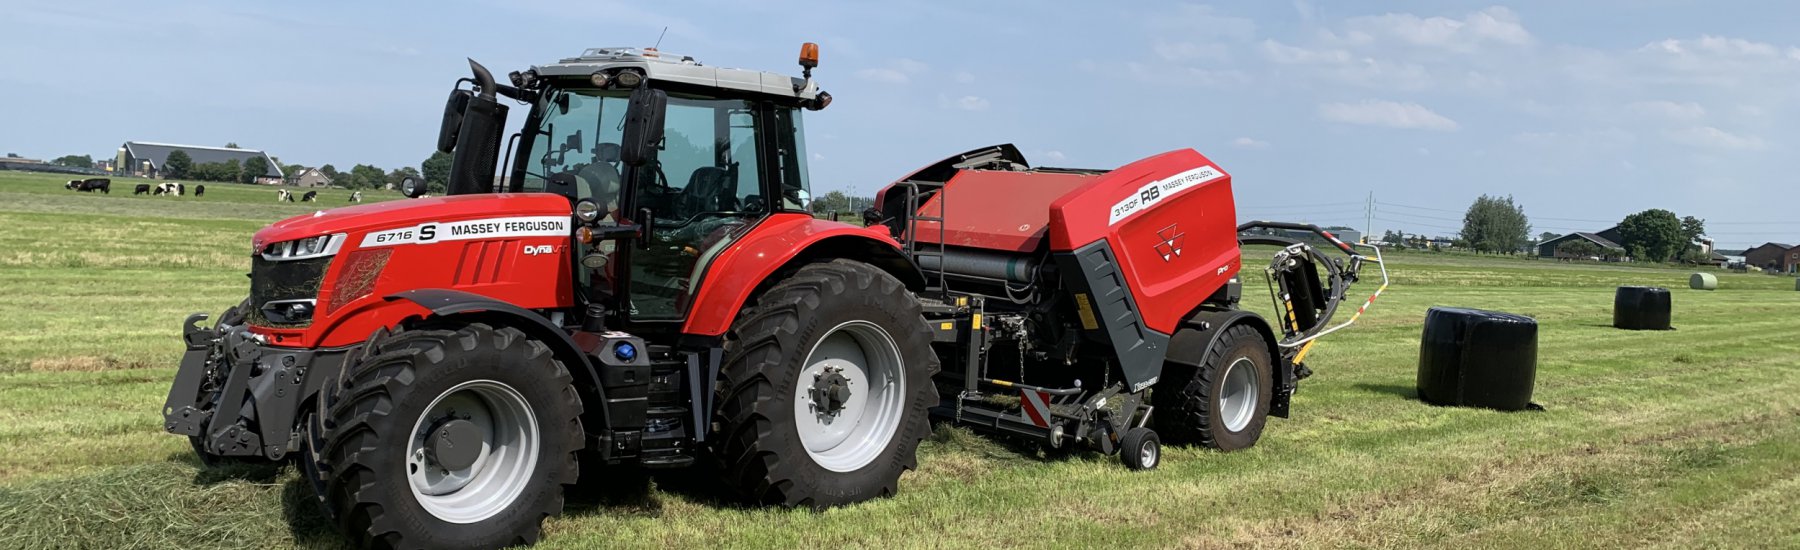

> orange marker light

[{"left": 799, "top": 42, "right": 819, "bottom": 69}]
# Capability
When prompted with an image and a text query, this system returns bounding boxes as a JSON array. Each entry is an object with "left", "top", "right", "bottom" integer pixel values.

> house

[
  {"left": 115, "top": 142, "right": 285, "bottom": 183},
  {"left": 1537, "top": 231, "right": 1626, "bottom": 259},
  {"left": 1743, "top": 242, "right": 1797, "bottom": 273},
  {"left": 286, "top": 167, "right": 334, "bottom": 187}
]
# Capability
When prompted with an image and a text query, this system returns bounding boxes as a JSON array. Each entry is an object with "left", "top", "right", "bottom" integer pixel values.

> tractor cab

[{"left": 433, "top": 45, "right": 833, "bottom": 324}]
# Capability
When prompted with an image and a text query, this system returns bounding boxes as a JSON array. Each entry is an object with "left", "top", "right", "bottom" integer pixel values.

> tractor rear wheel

[
  {"left": 1153, "top": 324, "right": 1273, "bottom": 451},
  {"left": 713, "top": 260, "right": 938, "bottom": 507},
  {"left": 314, "top": 323, "right": 583, "bottom": 549}
]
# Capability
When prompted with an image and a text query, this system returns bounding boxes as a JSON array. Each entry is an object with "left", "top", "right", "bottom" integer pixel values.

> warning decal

[{"left": 359, "top": 216, "right": 569, "bottom": 248}]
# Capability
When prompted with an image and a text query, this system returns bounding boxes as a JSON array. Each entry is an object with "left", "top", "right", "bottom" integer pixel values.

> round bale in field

[
  {"left": 1689, "top": 272, "right": 1718, "bottom": 290},
  {"left": 1417, "top": 307, "right": 1538, "bottom": 411},
  {"left": 1613, "top": 286, "right": 1672, "bottom": 330}
]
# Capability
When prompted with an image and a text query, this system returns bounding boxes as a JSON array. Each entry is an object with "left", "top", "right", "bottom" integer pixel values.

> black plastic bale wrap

[
  {"left": 1613, "top": 286, "right": 1672, "bottom": 330},
  {"left": 1416, "top": 307, "right": 1538, "bottom": 411}
]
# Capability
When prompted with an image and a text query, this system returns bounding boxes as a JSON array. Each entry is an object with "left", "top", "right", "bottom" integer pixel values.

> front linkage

[{"left": 163, "top": 310, "right": 350, "bottom": 462}]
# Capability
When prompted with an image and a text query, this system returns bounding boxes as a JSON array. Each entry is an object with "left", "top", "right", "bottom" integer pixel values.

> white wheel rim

[
  {"left": 406, "top": 379, "right": 539, "bottom": 524},
  {"left": 1140, "top": 441, "right": 1158, "bottom": 468},
  {"left": 1220, "top": 357, "right": 1259, "bottom": 432},
  {"left": 793, "top": 320, "right": 906, "bottom": 473}
]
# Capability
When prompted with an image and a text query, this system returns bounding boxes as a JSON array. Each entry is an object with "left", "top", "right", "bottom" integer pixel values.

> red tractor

[{"left": 164, "top": 44, "right": 1382, "bottom": 548}]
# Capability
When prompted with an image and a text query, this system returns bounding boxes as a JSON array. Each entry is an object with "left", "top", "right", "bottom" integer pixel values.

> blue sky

[{"left": 4, "top": 1, "right": 1797, "bottom": 248}]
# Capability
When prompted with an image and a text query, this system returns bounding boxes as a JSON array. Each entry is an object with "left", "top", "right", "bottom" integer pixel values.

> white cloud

[
  {"left": 1232, "top": 137, "right": 1271, "bottom": 149},
  {"left": 1260, "top": 40, "right": 1434, "bottom": 90},
  {"left": 952, "top": 95, "right": 990, "bottom": 111},
  {"left": 1641, "top": 35, "right": 1785, "bottom": 58},
  {"left": 953, "top": 71, "right": 976, "bottom": 84},
  {"left": 1664, "top": 126, "right": 1768, "bottom": 151},
  {"left": 1153, "top": 40, "right": 1231, "bottom": 63},
  {"left": 1340, "top": 6, "right": 1533, "bottom": 52},
  {"left": 855, "top": 58, "right": 930, "bottom": 84},
  {"left": 1627, "top": 100, "right": 1706, "bottom": 120},
  {"left": 855, "top": 68, "right": 909, "bottom": 84},
  {"left": 1318, "top": 100, "right": 1459, "bottom": 131}
]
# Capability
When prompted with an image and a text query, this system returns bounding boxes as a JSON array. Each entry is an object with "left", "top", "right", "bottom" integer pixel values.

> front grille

[{"left": 249, "top": 255, "right": 332, "bottom": 327}]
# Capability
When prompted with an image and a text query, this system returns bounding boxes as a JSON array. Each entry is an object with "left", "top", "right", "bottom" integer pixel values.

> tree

[
  {"left": 1539, "top": 231, "right": 1558, "bottom": 242},
  {"left": 1680, "top": 216, "right": 1706, "bottom": 244},
  {"left": 52, "top": 154, "right": 94, "bottom": 169},
  {"left": 1558, "top": 239, "right": 1605, "bottom": 260},
  {"left": 346, "top": 164, "right": 387, "bottom": 189},
  {"left": 813, "top": 190, "right": 851, "bottom": 214},
  {"left": 225, "top": 142, "right": 240, "bottom": 149},
  {"left": 421, "top": 151, "right": 452, "bottom": 193},
  {"left": 163, "top": 150, "right": 192, "bottom": 178},
  {"left": 1617, "top": 208, "right": 1684, "bottom": 262},
  {"left": 319, "top": 164, "right": 339, "bottom": 178},
  {"left": 241, "top": 156, "right": 269, "bottom": 184},
  {"left": 1381, "top": 230, "right": 1405, "bottom": 246},
  {"left": 386, "top": 166, "right": 421, "bottom": 187},
  {"left": 1459, "top": 194, "right": 1531, "bottom": 254},
  {"left": 282, "top": 164, "right": 305, "bottom": 177}
]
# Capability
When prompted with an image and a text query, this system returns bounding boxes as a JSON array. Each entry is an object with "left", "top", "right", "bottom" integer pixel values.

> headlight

[
  {"left": 574, "top": 199, "right": 601, "bottom": 223},
  {"left": 261, "top": 234, "right": 346, "bottom": 261}
]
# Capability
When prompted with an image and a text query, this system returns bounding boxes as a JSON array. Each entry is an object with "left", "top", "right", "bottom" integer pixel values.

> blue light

[{"left": 613, "top": 341, "right": 637, "bottom": 362}]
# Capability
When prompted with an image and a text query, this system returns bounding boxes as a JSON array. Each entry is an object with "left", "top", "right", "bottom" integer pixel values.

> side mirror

[
  {"left": 400, "top": 176, "right": 426, "bottom": 198},
  {"left": 436, "top": 90, "right": 473, "bottom": 154},
  {"left": 546, "top": 172, "right": 578, "bottom": 193},
  {"left": 563, "top": 130, "right": 583, "bottom": 154},
  {"left": 620, "top": 87, "right": 667, "bottom": 167}
]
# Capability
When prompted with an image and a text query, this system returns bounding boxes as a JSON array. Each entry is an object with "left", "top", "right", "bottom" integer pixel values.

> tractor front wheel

[
  {"left": 713, "top": 260, "right": 938, "bottom": 507},
  {"left": 313, "top": 323, "right": 583, "bottom": 549}
]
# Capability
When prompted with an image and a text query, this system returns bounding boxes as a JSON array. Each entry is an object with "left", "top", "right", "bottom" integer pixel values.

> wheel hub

[
  {"left": 426, "top": 418, "right": 484, "bottom": 471},
  {"left": 809, "top": 366, "right": 854, "bottom": 415}
]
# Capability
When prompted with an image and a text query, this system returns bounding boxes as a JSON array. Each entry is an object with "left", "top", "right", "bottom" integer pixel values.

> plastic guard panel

[
  {"left": 1053, "top": 239, "right": 1169, "bottom": 393},
  {"left": 1047, "top": 149, "right": 1240, "bottom": 335}
]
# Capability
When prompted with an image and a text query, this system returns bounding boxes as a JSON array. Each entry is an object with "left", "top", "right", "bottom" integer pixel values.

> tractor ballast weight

[{"left": 162, "top": 45, "right": 1385, "bottom": 549}]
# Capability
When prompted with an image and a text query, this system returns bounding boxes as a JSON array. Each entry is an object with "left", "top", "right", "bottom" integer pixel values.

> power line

[
  {"left": 1374, "top": 201, "right": 1462, "bottom": 213},
  {"left": 1377, "top": 209, "right": 1464, "bottom": 223}
]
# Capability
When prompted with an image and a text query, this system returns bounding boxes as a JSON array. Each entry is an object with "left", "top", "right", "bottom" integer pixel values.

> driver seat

[
  {"left": 681, "top": 166, "right": 733, "bottom": 215},
  {"left": 577, "top": 143, "right": 623, "bottom": 207}
]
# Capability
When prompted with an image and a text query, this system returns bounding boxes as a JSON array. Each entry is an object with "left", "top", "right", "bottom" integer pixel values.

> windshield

[{"left": 518, "top": 89, "right": 630, "bottom": 210}]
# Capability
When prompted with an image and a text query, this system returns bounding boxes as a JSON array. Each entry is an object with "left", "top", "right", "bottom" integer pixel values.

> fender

[
  {"left": 1165, "top": 308, "right": 1292, "bottom": 418},
  {"left": 384, "top": 288, "right": 608, "bottom": 427},
  {"left": 682, "top": 213, "right": 924, "bottom": 337}
]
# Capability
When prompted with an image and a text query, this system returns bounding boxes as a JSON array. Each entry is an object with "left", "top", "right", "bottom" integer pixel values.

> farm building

[
  {"left": 1743, "top": 242, "right": 1798, "bottom": 273},
  {"left": 1537, "top": 231, "right": 1626, "bottom": 260},
  {"left": 285, "top": 167, "right": 334, "bottom": 187},
  {"left": 115, "top": 142, "right": 284, "bottom": 183}
]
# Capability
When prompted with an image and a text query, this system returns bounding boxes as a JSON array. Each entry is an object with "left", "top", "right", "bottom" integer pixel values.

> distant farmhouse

[
  {"left": 285, "top": 167, "right": 334, "bottom": 187},
  {"left": 1743, "top": 242, "right": 1799, "bottom": 273},
  {"left": 1537, "top": 226, "right": 1627, "bottom": 260},
  {"left": 115, "top": 142, "right": 284, "bottom": 184}
]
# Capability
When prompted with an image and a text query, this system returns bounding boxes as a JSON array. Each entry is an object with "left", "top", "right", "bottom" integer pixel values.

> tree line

[{"left": 1379, "top": 194, "right": 1712, "bottom": 264}]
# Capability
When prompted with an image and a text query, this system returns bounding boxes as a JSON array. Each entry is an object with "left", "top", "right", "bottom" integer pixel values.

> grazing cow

[
  {"left": 195, "top": 184, "right": 205, "bottom": 197},
  {"left": 277, "top": 189, "right": 293, "bottom": 202},
  {"left": 348, "top": 191, "right": 363, "bottom": 203},
  {"left": 176, "top": 183, "right": 186, "bottom": 196},
  {"left": 302, "top": 191, "right": 318, "bottom": 202},
  {"left": 155, "top": 182, "right": 180, "bottom": 196},
  {"left": 134, "top": 184, "right": 152, "bottom": 195},
  {"left": 70, "top": 178, "right": 110, "bottom": 193}
]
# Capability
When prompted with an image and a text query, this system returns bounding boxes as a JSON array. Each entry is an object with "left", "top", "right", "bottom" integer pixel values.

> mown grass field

[{"left": 1, "top": 169, "right": 1797, "bottom": 549}]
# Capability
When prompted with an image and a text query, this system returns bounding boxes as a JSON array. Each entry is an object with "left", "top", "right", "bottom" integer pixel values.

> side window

[
  {"left": 773, "top": 108, "right": 811, "bottom": 211},
  {"left": 727, "top": 109, "right": 765, "bottom": 213}
]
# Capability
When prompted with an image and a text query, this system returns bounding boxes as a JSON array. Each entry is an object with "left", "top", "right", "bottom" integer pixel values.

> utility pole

[{"left": 1364, "top": 191, "right": 1374, "bottom": 244}]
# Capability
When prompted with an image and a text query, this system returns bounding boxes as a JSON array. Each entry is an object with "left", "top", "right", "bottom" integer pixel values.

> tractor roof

[{"left": 532, "top": 47, "right": 821, "bottom": 101}]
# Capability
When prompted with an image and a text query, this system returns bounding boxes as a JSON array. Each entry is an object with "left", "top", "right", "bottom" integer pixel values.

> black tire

[
  {"left": 712, "top": 259, "right": 939, "bottom": 507},
  {"left": 189, "top": 299, "right": 274, "bottom": 467},
  {"left": 1152, "top": 324, "right": 1273, "bottom": 451},
  {"left": 1119, "top": 427, "right": 1160, "bottom": 471},
  {"left": 316, "top": 323, "right": 583, "bottom": 550}
]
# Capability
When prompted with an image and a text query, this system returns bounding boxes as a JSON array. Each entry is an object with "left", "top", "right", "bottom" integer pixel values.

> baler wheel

[
  {"left": 314, "top": 323, "right": 583, "bottom": 549},
  {"left": 1119, "top": 427, "right": 1161, "bottom": 471},
  {"left": 1152, "top": 324, "right": 1273, "bottom": 451},
  {"left": 713, "top": 260, "right": 939, "bottom": 508}
]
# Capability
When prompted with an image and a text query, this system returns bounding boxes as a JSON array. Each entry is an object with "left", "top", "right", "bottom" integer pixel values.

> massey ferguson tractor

[{"left": 163, "top": 43, "right": 1383, "bottom": 548}]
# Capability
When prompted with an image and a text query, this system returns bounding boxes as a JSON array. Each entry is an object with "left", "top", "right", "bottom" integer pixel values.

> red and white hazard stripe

[{"left": 1020, "top": 389, "right": 1053, "bottom": 428}]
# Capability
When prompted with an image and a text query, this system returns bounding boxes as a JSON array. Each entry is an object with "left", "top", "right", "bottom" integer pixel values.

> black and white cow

[
  {"left": 194, "top": 184, "right": 205, "bottom": 197},
  {"left": 68, "top": 178, "right": 110, "bottom": 193},
  {"left": 348, "top": 191, "right": 363, "bottom": 203},
  {"left": 154, "top": 182, "right": 180, "bottom": 196},
  {"left": 277, "top": 189, "right": 294, "bottom": 202},
  {"left": 302, "top": 191, "right": 318, "bottom": 202},
  {"left": 134, "top": 184, "right": 152, "bottom": 195}
]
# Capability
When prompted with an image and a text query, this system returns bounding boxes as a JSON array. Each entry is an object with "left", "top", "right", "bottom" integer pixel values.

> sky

[{"left": 4, "top": 1, "right": 1797, "bottom": 248}]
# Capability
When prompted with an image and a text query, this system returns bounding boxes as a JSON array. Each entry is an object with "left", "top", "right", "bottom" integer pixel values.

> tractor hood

[{"left": 253, "top": 193, "right": 574, "bottom": 251}]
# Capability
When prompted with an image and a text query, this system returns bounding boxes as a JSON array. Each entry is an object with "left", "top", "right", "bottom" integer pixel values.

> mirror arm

[{"left": 636, "top": 208, "right": 654, "bottom": 250}]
